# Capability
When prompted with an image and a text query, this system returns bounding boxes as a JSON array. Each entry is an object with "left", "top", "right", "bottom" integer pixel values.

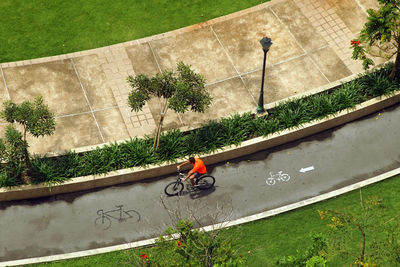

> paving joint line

[
  {"left": 55, "top": 105, "right": 119, "bottom": 119},
  {"left": 148, "top": 42, "right": 184, "bottom": 126},
  {"left": 148, "top": 42, "right": 162, "bottom": 74},
  {"left": 353, "top": 0, "right": 368, "bottom": 15},
  {"left": 269, "top": 6, "right": 331, "bottom": 83},
  {"left": 71, "top": 58, "right": 105, "bottom": 142},
  {"left": 239, "top": 52, "right": 308, "bottom": 77},
  {"left": 205, "top": 50, "right": 319, "bottom": 87},
  {"left": 210, "top": 26, "right": 258, "bottom": 106},
  {"left": 0, "top": 66, "right": 10, "bottom": 100}
]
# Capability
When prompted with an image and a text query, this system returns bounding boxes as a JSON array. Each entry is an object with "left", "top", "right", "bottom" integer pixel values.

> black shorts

[{"left": 192, "top": 172, "right": 205, "bottom": 179}]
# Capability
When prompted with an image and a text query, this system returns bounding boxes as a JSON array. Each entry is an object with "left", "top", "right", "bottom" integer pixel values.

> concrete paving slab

[
  {"left": 73, "top": 55, "right": 117, "bottom": 109},
  {"left": 271, "top": 0, "right": 327, "bottom": 52},
  {"left": 357, "top": 0, "right": 379, "bottom": 10},
  {"left": 94, "top": 108, "right": 129, "bottom": 143},
  {"left": 309, "top": 46, "right": 352, "bottom": 82},
  {"left": 0, "top": 71, "right": 8, "bottom": 103},
  {"left": 0, "top": 124, "right": 6, "bottom": 140},
  {"left": 150, "top": 27, "right": 237, "bottom": 83},
  {"left": 180, "top": 77, "right": 257, "bottom": 128},
  {"left": 27, "top": 114, "right": 103, "bottom": 154},
  {"left": 0, "top": 71, "right": 9, "bottom": 124},
  {"left": 243, "top": 55, "right": 328, "bottom": 104},
  {"left": 3, "top": 61, "right": 89, "bottom": 117},
  {"left": 327, "top": 0, "right": 367, "bottom": 34},
  {"left": 126, "top": 43, "right": 160, "bottom": 77},
  {"left": 147, "top": 97, "right": 183, "bottom": 130},
  {"left": 212, "top": 8, "right": 304, "bottom": 74}
]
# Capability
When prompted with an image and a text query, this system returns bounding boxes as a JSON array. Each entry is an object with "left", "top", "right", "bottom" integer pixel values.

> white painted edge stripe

[{"left": 2, "top": 167, "right": 400, "bottom": 267}]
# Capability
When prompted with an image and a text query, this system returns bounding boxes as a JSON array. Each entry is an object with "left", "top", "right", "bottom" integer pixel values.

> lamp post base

[{"left": 256, "top": 106, "right": 268, "bottom": 117}]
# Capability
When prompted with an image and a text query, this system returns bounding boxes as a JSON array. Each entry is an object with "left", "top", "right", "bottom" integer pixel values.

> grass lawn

[
  {"left": 29, "top": 174, "right": 400, "bottom": 266},
  {"left": 0, "top": 0, "right": 269, "bottom": 63}
]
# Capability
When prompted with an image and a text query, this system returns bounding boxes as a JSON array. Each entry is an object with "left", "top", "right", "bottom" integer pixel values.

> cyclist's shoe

[{"left": 187, "top": 184, "right": 199, "bottom": 191}]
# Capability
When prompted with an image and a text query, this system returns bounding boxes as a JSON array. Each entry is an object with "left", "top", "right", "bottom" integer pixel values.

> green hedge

[{"left": 1, "top": 63, "right": 398, "bottom": 187}]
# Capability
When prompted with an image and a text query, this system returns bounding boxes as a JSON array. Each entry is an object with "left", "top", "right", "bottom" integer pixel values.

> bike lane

[{"left": 1, "top": 104, "right": 400, "bottom": 263}]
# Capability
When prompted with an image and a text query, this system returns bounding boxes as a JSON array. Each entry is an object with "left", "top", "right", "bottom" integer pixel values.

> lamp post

[{"left": 257, "top": 37, "right": 273, "bottom": 114}]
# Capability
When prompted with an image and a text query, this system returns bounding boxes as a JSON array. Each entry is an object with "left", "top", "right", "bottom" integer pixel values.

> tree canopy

[
  {"left": 352, "top": 0, "right": 400, "bottom": 80},
  {"left": 127, "top": 62, "right": 212, "bottom": 150}
]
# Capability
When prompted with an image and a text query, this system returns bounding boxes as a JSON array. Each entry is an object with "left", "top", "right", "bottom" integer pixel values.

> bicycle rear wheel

[
  {"left": 95, "top": 215, "right": 112, "bottom": 230},
  {"left": 164, "top": 181, "right": 184, "bottom": 196},
  {"left": 196, "top": 175, "right": 215, "bottom": 190}
]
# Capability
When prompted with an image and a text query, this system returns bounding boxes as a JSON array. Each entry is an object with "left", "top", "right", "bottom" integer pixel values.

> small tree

[
  {"left": 352, "top": 0, "right": 400, "bottom": 80},
  {"left": 128, "top": 219, "right": 247, "bottom": 266},
  {"left": 127, "top": 62, "right": 212, "bottom": 150},
  {"left": 277, "top": 232, "right": 328, "bottom": 266},
  {"left": 1, "top": 95, "right": 56, "bottom": 180},
  {"left": 0, "top": 125, "right": 27, "bottom": 186},
  {"left": 318, "top": 195, "right": 385, "bottom": 266},
  {"left": 123, "top": 197, "right": 246, "bottom": 266}
]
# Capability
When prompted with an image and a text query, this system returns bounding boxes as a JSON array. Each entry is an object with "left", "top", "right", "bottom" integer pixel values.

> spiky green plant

[
  {"left": 189, "top": 120, "right": 226, "bottom": 153},
  {"left": 271, "top": 98, "right": 311, "bottom": 129},
  {"left": 307, "top": 91, "right": 336, "bottom": 119},
  {"left": 119, "top": 137, "right": 155, "bottom": 167},
  {"left": 79, "top": 147, "right": 114, "bottom": 176},
  {"left": 331, "top": 81, "right": 366, "bottom": 111},
  {"left": 156, "top": 129, "right": 186, "bottom": 162},
  {"left": 219, "top": 113, "right": 255, "bottom": 146},
  {"left": 252, "top": 116, "right": 282, "bottom": 137}
]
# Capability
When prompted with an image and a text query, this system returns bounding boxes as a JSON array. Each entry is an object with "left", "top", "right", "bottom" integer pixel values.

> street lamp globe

[{"left": 260, "top": 37, "right": 273, "bottom": 52}]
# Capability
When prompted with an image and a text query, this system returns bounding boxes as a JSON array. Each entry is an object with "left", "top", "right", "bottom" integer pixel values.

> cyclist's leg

[{"left": 189, "top": 172, "right": 200, "bottom": 186}]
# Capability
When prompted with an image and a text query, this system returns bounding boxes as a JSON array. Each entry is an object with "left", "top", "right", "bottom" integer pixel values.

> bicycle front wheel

[
  {"left": 197, "top": 175, "right": 215, "bottom": 190},
  {"left": 164, "top": 181, "right": 184, "bottom": 196}
]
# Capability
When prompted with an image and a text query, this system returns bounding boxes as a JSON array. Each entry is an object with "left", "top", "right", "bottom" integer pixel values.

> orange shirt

[{"left": 191, "top": 158, "right": 207, "bottom": 174}]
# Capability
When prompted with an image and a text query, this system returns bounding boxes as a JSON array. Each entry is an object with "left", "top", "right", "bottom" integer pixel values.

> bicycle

[
  {"left": 94, "top": 205, "right": 141, "bottom": 230},
  {"left": 266, "top": 171, "right": 290, "bottom": 186},
  {"left": 164, "top": 172, "right": 215, "bottom": 196}
]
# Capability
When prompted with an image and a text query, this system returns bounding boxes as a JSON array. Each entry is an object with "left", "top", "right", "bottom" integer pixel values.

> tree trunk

[
  {"left": 356, "top": 224, "right": 366, "bottom": 267},
  {"left": 153, "top": 113, "right": 165, "bottom": 150},
  {"left": 153, "top": 100, "right": 169, "bottom": 151},
  {"left": 22, "top": 125, "right": 32, "bottom": 183},
  {"left": 389, "top": 40, "right": 400, "bottom": 81}
]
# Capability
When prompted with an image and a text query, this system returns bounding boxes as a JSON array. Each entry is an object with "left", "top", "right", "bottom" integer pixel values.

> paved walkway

[{"left": 0, "top": 0, "right": 378, "bottom": 155}]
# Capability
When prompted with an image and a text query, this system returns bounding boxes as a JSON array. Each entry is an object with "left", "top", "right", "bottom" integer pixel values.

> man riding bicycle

[{"left": 177, "top": 157, "right": 207, "bottom": 187}]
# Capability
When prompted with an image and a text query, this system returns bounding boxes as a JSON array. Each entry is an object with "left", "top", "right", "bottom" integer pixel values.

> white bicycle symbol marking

[{"left": 266, "top": 171, "right": 290, "bottom": 186}]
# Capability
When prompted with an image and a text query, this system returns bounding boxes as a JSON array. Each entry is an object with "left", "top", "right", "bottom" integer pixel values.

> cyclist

[{"left": 177, "top": 157, "right": 207, "bottom": 187}]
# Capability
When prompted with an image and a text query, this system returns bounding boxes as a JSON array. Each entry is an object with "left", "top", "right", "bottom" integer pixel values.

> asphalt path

[{"left": 1, "top": 103, "right": 400, "bottom": 262}]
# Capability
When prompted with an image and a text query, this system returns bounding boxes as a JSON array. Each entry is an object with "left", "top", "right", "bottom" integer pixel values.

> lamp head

[{"left": 260, "top": 37, "right": 273, "bottom": 51}]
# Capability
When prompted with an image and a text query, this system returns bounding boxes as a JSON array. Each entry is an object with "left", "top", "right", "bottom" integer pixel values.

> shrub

[
  {"left": 140, "top": 219, "right": 248, "bottom": 266},
  {"left": 0, "top": 125, "right": 28, "bottom": 186}
]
